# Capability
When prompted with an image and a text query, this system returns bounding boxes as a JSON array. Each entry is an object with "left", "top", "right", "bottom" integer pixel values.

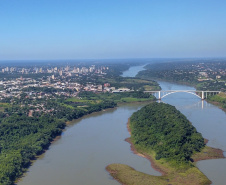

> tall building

[
  {"left": 59, "top": 70, "right": 63, "bottom": 76},
  {"left": 65, "top": 66, "right": 69, "bottom": 71}
]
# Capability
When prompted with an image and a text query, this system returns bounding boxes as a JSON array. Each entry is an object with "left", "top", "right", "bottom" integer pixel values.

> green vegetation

[
  {"left": 137, "top": 60, "right": 226, "bottom": 110},
  {"left": 106, "top": 162, "right": 210, "bottom": 185},
  {"left": 0, "top": 103, "right": 10, "bottom": 112},
  {"left": 72, "top": 91, "right": 156, "bottom": 103},
  {"left": 137, "top": 61, "right": 226, "bottom": 91},
  {"left": 130, "top": 102, "right": 205, "bottom": 164},
  {"left": 106, "top": 102, "right": 223, "bottom": 185},
  {"left": 101, "top": 77, "right": 160, "bottom": 91},
  {"left": 0, "top": 115, "right": 65, "bottom": 185},
  {"left": 0, "top": 62, "right": 160, "bottom": 184},
  {"left": 0, "top": 91, "right": 156, "bottom": 185},
  {"left": 106, "top": 164, "right": 167, "bottom": 185},
  {"left": 207, "top": 92, "right": 226, "bottom": 110},
  {"left": 0, "top": 100, "right": 117, "bottom": 185}
]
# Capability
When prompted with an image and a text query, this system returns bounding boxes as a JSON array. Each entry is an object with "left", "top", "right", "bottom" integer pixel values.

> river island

[{"left": 106, "top": 102, "right": 224, "bottom": 185}]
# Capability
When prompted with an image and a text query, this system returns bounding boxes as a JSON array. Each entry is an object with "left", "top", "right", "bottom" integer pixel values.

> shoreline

[
  {"left": 138, "top": 75, "right": 226, "bottom": 112},
  {"left": 15, "top": 106, "right": 117, "bottom": 184},
  {"left": 126, "top": 119, "right": 224, "bottom": 174},
  {"left": 106, "top": 118, "right": 225, "bottom": 185},
  {"left": 15, "top": 100, "right": 153, "bottom": 184},
  {"left": 125, "top": 118, "right": 166, "bottom": 175},
  {"left": 124, "top": 137, "right": 166, "bottom": 176},
  {"left": 206, "top": 99, "right": 226, "bottom": 113}
]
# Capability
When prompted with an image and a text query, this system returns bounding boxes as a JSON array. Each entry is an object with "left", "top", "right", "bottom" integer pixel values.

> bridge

[{"left": 144, "top": 90, "right": 221, "bottom": 100}]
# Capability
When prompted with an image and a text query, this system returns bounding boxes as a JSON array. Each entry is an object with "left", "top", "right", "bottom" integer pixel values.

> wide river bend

[{"left": 17, "top": 65, "right": 226, "bottom": 185}]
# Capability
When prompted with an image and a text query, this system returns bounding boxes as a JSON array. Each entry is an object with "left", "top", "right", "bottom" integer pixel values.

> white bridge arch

[
  {"left": 144, "top": 90, "right": 221, "bottom": 100},
  {"left": 161, "top": 90, "right": 202, "bottom": 99}
]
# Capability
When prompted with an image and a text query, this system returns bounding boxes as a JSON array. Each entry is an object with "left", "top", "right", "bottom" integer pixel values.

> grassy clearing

[
  {"left": 207, "top": 92, "right": 226, "bottom": 110},
  {"left": 106, "top": 113, "right": 224, "bottom": 185},
  {"left": 59, "top": 103, "right": 75, "bottom": 110},
  {"left": 209, "top": 92, "right": 226, "bottom": 102},
  {"left": 218, "top": 92, "right": 226, "bottom": 98},
  {"left": 106, "top": 163, "right": 210, "bottom": 185},
  {"left": 106, "top": 164, "right": 167, "bottom": 185},
  {"left": 107, "top": 144, "right": 216, "bottom": 185},
  {"left": 120, "top": 97, "right": 152, "bottom": 103},
  {"left": 191, "top": 146, "right": 224, "bottom": 162},
  {"left": 143, "top": 85, "right": 157, "bottom": 91},
  {"left": 0, "top": 103, "right": 10, "bottom": 112},
  {"left": 0, "top": 103, "right": 10, "bottom": 107},
  {"left": 121, "top": 78, "right": 154, "bottom": 84},
  {"left": 65, "top": 97, "right": 98, "bottom": 104}
]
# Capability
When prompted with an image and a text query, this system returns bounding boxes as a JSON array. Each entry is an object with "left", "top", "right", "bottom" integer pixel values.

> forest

[
  {"left": 137, "top": 60, "right": 226, "bottom": 92},
  {"left": 130, "top": 102, "right": 205, "bottom": 163},
  {"left": 207, "top": 92, "right": 226, "bottom": 109},
  {"left": 0, "top": 90, "right": 155, "bottom": 185},
  {"left": 136, "top": 60, "right": 226, "bottom": 111}
]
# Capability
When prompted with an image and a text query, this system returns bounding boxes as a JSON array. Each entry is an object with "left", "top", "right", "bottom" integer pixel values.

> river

[
  {"left": 123, "top": 65, "right": 226, "bottom": 185},
  {"left": 17, "top": 65, "right": 226, "bottom": 185}
]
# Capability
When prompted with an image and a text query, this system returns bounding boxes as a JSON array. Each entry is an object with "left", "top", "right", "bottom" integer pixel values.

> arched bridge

[{"left": 144, "top": 90, "right": 221, "bottom": 100}]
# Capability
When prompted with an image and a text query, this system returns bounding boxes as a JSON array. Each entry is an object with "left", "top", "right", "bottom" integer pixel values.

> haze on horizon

[{"left": 1, "top": 0, "right": 226, "bottom": 61}]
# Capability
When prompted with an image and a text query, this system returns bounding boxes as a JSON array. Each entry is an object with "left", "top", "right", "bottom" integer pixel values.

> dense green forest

[
  {"left": 0, "top": 115, "right": 65, "bottom": 185},
  {"left": 130, "top": 102, "right": 205, "bottom": 164},
  {"left": 137, "top": 61, "right": 226, "bottom": 92},
  {"left": 136, "top": 61, "right": 226, "bottom": 111},
  {"left": 107, "top": 102, "right": 216, "bottom": 185},
  {"left": 0, "top": 90, "right": 155, "bottom": 185},
  {"left": 207, "top": 93, "right": 226, "bottom": 109},
  {"left": 0, "top": 101, "right": 116, "bottom": 185}
]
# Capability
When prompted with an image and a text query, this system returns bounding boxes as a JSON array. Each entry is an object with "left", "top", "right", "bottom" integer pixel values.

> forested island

[
  {"left": 107, "top": 102, "right": 224, "bottom": 185},
  {"left": 1, "top": 60, "right": 225, "bottom": 184}
]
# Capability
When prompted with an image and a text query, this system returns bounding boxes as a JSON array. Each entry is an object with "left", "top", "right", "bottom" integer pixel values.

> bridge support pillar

[
  {"left": 202, "top": 91, "right": 204, "bottom": 100},
  {"left": 158, "top": 91, "right": 161, "bottom": 100}
]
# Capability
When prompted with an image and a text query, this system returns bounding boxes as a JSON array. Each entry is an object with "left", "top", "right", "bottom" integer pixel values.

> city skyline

[{"left": 1, "top": 0, "right": 226, "bottom": 60}]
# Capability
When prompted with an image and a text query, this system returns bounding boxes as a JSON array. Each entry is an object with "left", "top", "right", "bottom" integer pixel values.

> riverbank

[
  {"left": 206, "top": 100, "right": 226, "bottom": 113},
  {"left": 137, "top": 74, "right": 226, "bottom": 112},
  {"left": 138, "top": 76, "right": 196, "bottom": 89},
  {"left": 205, "top": 92, "right": 226, "bottom": 113},
  {"left": 16, "top": 107, "right": 117, "bottom": 184},
  {"left": 106, "top": 114, "right": 225, "bottom": 185},
  {"left": 15, "top": 99, "right": 157, "bottom": 185}
]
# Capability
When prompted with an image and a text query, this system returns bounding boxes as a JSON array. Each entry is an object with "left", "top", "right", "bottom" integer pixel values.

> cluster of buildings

[
  {"left": 0, "top": 64, "right": 134, "bottom": 116},
  {"left": 0, "top": 64, "right": 132, "bottom": 101},
  {"left": 196, "top": 63, "right": 226, "bottom": 82},
  {"left": 173, "top": 62, "right": 226, "bottom": 83},
  {"left": 1, "top": 65, "right": 108, "bottom": 76}
]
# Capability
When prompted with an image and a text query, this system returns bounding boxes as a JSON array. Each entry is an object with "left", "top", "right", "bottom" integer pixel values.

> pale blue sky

[{"left": 1, "top": 0, "right": 226, "bottom": 60}]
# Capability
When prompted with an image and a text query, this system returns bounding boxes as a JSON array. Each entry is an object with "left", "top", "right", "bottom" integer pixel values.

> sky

[{"left": 1, "top": 0, "right": 226, "bottom": 60}]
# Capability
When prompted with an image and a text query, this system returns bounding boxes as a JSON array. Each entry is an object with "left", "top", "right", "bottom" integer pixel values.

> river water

[
  {"left": 17, "top": 65, "right": 226, "bottom": 185},
  {"left": 123, "top": 65, "right": 226, "bottom": 185}
]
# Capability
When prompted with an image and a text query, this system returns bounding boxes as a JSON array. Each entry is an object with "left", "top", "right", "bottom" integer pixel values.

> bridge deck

[
  {"left": 144, "top": 90, "right": 221, "bottom": 92},
  {"left": 144, "top": 90, "right": 221, "bottom": 100}
]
